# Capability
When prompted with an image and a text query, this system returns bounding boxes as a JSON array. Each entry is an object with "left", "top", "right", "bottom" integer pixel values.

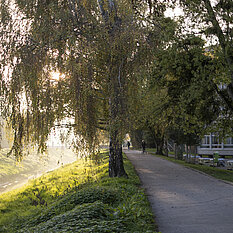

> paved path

[{"left": 125, "top": 150, "right": 233, "bottom": 233}]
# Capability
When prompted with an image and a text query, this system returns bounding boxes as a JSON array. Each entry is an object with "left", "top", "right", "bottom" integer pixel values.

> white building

[{"left": 197, "top": 134, "right": 233, "bottom": 156}]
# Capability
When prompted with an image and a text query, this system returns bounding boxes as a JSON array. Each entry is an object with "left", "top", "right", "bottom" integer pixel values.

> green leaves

[{"left": 1, "top": 0, "right": 232, "bottom": 161}]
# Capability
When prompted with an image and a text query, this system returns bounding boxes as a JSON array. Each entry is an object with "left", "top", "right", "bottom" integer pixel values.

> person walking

[
  {"left": 127, "top": 141, "right": 130, "bottom": 149},
  {"left": 142, "top": 140, "right": 146, "bottom": 153}
]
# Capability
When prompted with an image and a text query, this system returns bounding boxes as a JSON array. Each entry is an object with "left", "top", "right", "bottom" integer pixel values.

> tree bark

[
  {"left": 98, "top": 0, "right": 128, "bottom": 178},
  {"left": 108, "top": 69, "right": 128, "bottom": 177},
  {"left": 154, "top": 130, "right": 164, "bottom": 155},
  {"left": 109, "top": 134, "right": 127, "bottom": 177},
  {"left": 155, "top": 137, "right": 164, "bottom": 155}
]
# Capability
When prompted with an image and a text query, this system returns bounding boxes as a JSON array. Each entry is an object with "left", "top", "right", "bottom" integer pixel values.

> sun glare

[
  {"left": 165, "top": 7, "right": 183, "bottom": 18},
  {"left": 50, "top": 71, "right": 61, "bottom": 81}
]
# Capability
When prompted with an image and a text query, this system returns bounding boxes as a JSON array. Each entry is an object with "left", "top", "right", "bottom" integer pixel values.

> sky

[{"left": 165, "top": 6, "right": 183, "bottom": 18}]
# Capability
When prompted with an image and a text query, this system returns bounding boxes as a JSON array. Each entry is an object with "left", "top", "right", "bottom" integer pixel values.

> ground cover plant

[
  {"left": 148, "top": 148, "right": 233, "bottom": 184},
  {"left": 0, "top": 151, "right": 157, "bottom": 233}
]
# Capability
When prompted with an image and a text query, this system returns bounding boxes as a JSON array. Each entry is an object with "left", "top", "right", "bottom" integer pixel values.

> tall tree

[
  {"left": 177, "top": 0, "right": 233, "bottom": 111},
  {"left": 97, "top": 0, "right": 129, "bottom": 177},
  {"left": 0, "top": 0, "right": 155, "bottom": 176}
]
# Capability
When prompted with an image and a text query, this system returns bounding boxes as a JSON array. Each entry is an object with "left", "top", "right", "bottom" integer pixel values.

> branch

[
  {"left": 203, "top": 0, "right": 226, "bottom": 49},
  {"left": 68, "top": 0, "right": 80, "bottom": 25},
  {"left": 97, "top": 0, "right": 110, "bottom": 23},
  {"left": 97, "top": 0, "right": 120, "bottom": 29},
  {"left": 117, "top": 59, "right": 124, "bottom": 88},
  {"left": 203, "top": 0, "right": 233, "bottom": 79},
  {"left": 213, "top": 83, "right": 233, "bottom": 112},
  {"left": 96, "top": 125, "right": 108, "bottom": 131}
]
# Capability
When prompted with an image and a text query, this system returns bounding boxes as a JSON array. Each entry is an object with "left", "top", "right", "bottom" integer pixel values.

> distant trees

[
  {"left": 129, "top": 0, "right": 232, "bottom": 155},
  {"left": 164, "top": 0, "right": 233, "bottom": 144}
]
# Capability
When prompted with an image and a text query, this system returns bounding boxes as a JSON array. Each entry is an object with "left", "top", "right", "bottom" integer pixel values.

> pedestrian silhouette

[
  {"left": 127, "top": 141, "right": 130, "bottom": 149},
  {"left": 142, "top": 140, "right": 146, "bottom": 153}
]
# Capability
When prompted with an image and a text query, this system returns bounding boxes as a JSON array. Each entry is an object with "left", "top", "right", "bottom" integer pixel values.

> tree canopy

[
  {"left": 128, "top": 0, "right": 233, "bottom": 154},
  {"left": 0, "top": 0, "right": 232, "bottom": 172},
  {"left": 0, "top": 0, "right": 166, "bottom": 176}
]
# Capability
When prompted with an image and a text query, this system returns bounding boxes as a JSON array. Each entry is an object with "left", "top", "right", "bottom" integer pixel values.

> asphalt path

[{"left": 125, "top": 150, "right": 233, "bottom": 233}]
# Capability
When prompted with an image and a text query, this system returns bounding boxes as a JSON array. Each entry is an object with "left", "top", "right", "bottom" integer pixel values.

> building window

[
  {"left": 212, "top": 135, "right": 219, "bottom": 144},
  {"left": 211, "top": 135, "right": 222, "bottom": 148},
  {"left": 201, "top": 135, "right": 210, "bottom": 148},
  {"left": 200, "top": 135, "right": 233, "bottom": 149},
  {"left": 226, "top": 137, "right": 232, "bottom": 144},
  {"left": 224, "top": 137, "right": 233, "bottom": 148}
]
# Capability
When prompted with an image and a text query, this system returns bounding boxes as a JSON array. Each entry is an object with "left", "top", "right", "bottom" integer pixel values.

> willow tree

[{"left": 0, "top": 0, "right": 152, "bottom": 177}]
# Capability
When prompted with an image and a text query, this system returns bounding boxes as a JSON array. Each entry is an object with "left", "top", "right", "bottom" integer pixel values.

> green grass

[
  {"left": 148, "top": 148, "right": 233, "bottom": 184},
  {"left": 0, "top": 148, "right": 28, "bottom": 177},
  {"left": 0, "top": 151, "right": 157, "bottom": 233}
]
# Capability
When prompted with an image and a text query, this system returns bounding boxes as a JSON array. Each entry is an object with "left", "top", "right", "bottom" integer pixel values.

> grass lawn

[
  {"left": 147, "top": 148, "right": 233, "bottom": 184},
  {"left": 0, "top": 151, "right": 157, "bottom": 233},
  {"left": 0, "top": 148, "right": 32, "bottom": 177}
]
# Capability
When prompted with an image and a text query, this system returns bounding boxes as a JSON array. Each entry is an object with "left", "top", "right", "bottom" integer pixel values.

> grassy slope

[
  {"left": 0, "top": 151, "right": 157, "bottom": 233},
  {"left": 0, "top": 148, "right": 76, "bottom": 178},
  {"left": 0, "top": 148, "right": 32, "bottom": 177},
  {"left": 147, "top": 148, "right": 233, "bottom": 184}
]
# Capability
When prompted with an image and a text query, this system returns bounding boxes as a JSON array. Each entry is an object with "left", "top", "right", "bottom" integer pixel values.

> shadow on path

[{"left": 125, "top": 149, "right": 233, "bottom": 233}]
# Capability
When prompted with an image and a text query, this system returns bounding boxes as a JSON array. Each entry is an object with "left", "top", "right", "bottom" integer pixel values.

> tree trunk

[
  {"left": 108, "top": 73, "right": 127, "bottom": 177},
  {"left": 108, "top": 74, "right": 128, "bottom": 178},
  {"left": 98, "top": 0, "right": 128, "bottom": 177},
  {"left": 109, "top": 135, "right": 127, "bottom": 177},
  {"left": 155, "top": 136, "right": 164, "bottom": 155},
  {"left": 156, "top": 143, "right": 164, "bottom": 155}
]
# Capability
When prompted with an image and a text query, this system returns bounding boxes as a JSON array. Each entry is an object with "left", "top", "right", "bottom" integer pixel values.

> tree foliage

[
  {"left": 177, "top": 0, "right": 233, "bottom": 110},
  {"left": 0, "top": 0, "right": 232, "bottom": 168},
  {"left": 0, "top": 0, "right": 161, "bottom": 176},
  {"left": 129, "top": 0, "right": 233, "bottom": 154}
]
